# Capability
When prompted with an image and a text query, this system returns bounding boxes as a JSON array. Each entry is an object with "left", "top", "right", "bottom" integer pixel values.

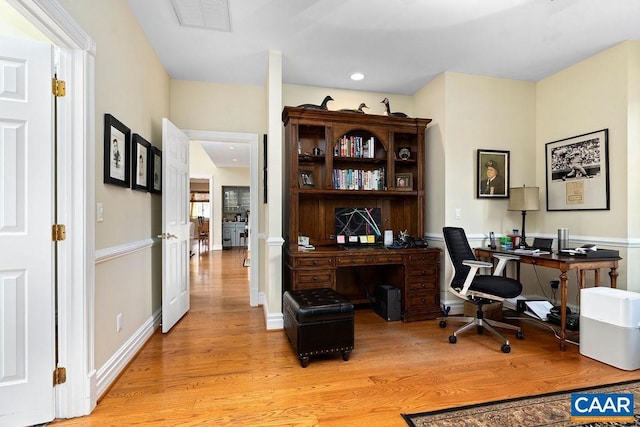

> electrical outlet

[
  {"left": 116, "top": 313, "right": 123, "bottom": 332},
  {"left": 550, "top": 280, "right": 559, "bottom": 289}
]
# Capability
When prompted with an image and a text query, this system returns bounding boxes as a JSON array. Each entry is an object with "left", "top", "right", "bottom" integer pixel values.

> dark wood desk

[
  {"left": 285, "top": 246, "right": 441, "bottom": 321},
  {"left": 474, "top": 247, "right": 620, "bottom": 350}
]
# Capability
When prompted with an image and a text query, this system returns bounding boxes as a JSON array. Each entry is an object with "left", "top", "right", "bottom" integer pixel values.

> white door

[
  {"left": 0, "top": 36, "right": 55, "bottom": 425},
  {"left": 161, "top": 118, "right": 190, "bottom": 333}
]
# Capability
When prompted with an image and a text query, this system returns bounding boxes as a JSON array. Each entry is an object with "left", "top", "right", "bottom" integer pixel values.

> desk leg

[
  {"left": 559, "top": 269, "right": 568, "bottom": 351},
  {"left": 609, "top": 267, "right": 619, "bottom": 288}
]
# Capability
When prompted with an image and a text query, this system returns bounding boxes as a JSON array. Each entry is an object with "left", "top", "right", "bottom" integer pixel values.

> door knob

[{"left": 157, "top": 233, "right": 178, "bottom": 239}]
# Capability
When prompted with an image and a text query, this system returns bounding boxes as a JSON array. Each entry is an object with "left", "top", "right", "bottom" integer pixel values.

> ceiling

[{"left": 126, "top": 0, "right": 640, "bottom": 167}]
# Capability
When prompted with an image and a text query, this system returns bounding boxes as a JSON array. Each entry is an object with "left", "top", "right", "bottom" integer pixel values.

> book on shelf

[
  {"left": 334, "top": 135, "right": 375, "bottom": 159},
  {"left": 332, "top": 167, "right": 385, "bottom": 190}
]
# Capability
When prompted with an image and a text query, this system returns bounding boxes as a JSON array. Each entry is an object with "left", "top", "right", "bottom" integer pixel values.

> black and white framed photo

[
  {"left": 131, "top": 134, "right": 151, "bottom": 192},
  {"left": 298, "top": 169, "right": 315, "bottom": 188},
  {"left": 149, "top": 146, "right": 162, "bottom": 194},
  {"left": 103, "top": 114, "right": 131, "bottom": 187},
  {"left": 477, "top": 149, "right": 510, "bottom": 198},
  {"left": 545, "top": 129, "right": 609, "bottom": 211}
]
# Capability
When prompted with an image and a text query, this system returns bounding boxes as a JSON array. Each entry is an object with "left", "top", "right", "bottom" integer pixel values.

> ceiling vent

[{"left": 171, "top": 0, "right": 231, "bottom": 32}]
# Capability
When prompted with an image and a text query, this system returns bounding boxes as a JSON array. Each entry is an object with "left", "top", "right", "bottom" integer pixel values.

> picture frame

[
  {"left": 149, "top": 146, "right": 162, "bottom": 194},
  {"left": 298, "top": 169, "right": 315, "bottom": 188},
  {"left": 545, "top": 129, "right": 609, "bottom": 211},
  {"left": 477, "top": 149, "right": 510, "bottom": 198},
  {"left": 263, "top": 134, "right": 268, "bottom": 203},
  {"left": 131, "top": 134, "right": 151, "bottom": 192},
  {"left": 103, "top": 114, "right": 131, "bottom": 187},
  {"left": 394, "top": 173, "right": 413, "bottom": 190}
]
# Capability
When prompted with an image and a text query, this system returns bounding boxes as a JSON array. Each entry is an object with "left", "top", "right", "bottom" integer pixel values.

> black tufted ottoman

[{"left": 283, "top": 288, "right": 354, "bottom": 368}]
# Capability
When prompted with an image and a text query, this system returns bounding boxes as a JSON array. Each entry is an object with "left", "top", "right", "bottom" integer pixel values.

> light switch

[
  {"left": 455, "top": 208, "right": 461, "bottom": 220},
  {"left": 97, "top": 202, "right": 104, "bottom": 222}
]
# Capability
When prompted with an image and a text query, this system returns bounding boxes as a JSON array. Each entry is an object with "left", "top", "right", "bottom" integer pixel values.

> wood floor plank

[{"left": 52, "top": 247, "right": 640, "bottom": 426}]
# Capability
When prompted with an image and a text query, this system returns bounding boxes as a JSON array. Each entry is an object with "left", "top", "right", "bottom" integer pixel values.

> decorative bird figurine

[
  {"left": 381, "top": 97, "right": 408, "bottom": 117},
  {"left": 298, "top": 95, "right": 334, "bottom": 110},
  {"left": 339, "top": 103, "right": 369, "bottom": 114}
]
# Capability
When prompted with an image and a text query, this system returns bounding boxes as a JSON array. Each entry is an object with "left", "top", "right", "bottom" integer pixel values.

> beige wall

[
  {"left": 170, "top": 80, "right": 266, "bottom": 133},
  {"left": 58, "top": 0, "right": 170, "bottom": 368},
  {"left": 283, "top": 84, "right": 413, "bottom": 117},
  {"left": 537, "top": 41, "right": 640, "bottom": 292}
]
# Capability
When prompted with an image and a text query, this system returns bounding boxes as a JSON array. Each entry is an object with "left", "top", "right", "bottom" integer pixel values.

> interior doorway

[
  {"left": 185, "top": 130, "right": 259, "bottom": 307},
  {"left": 189, "top": 177, "right": 213, "bottom": 256}
]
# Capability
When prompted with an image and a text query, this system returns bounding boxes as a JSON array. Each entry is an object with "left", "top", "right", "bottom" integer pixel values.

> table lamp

[{"left": 508, "top": 186, "right": 539, "bottom": 248}]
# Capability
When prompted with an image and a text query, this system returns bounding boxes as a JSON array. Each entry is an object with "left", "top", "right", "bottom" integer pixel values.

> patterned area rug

[{"left": 402, "top": 380, "right": 640, "bottom": 427}]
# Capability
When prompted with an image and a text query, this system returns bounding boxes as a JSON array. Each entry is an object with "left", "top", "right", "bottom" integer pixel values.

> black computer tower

[{"left": 374, "top": 284, "right": 401, "bottom": 321}]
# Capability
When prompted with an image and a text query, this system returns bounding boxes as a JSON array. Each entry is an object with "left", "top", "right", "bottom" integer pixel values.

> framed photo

[
  {"left": 263, "top": 134, "right": 268, "bottom": 203},
  {"left": 131, "top": 134, "right": 151, "bottom": 192},
  {"left": 394, "top": 173, "right": 413, "bottom": 190},
  {"left": 149, "top": 146, "right": 162, "bottom": 194},
  {"left": 545, "top": 129, "right": 609, "bottom": 211},
  {"left": 103, "top": 114, "right": 131, "bottom": 187},
  {"left": 477, "top": 149, "right": 510, "bottom": 198},
  {"left": 298, "top": 169, "right": 315, "bottom": 188}
]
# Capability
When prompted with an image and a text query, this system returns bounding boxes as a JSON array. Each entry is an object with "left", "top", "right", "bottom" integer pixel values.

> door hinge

[
  {"left": 52, "top": 224, "right": 66, "bottom": 241},
  {"left": 52, "top": 78, "right": 66, "bottom": 97},
  {"left": 53, "top": 367, "right": 67, "bottom": 385}
]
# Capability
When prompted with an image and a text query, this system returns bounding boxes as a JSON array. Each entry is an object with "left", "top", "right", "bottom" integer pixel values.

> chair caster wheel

[
  {"left": 501, "top": 344, "right": 511, "bottom": 353},
  {"left": 477, "top": 325, "right": 483, "bottom": 334},
  {"left": 516, "top": 331, "right": 524, "bottom": 340},
  {"left": 439, "top": 320, "right": 447, "bottom": 328},
  {"left": 449, "top": 335, "right": 457, "bottom": 344}
]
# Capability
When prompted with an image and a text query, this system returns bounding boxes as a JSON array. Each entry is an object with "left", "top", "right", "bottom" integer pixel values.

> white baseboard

[{"left": 95, "top": 308, "right": 161, "bottom": 399}]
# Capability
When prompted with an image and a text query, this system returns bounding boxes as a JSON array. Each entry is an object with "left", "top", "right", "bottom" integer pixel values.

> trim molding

[
  {"left": 95, "top": 309, "right": 161, "bottom": 399},
  {"left": 95, "top": 238, "right": 157, "bottom": 264}
]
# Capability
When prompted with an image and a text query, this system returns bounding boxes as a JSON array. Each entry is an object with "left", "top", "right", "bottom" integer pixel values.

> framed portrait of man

[{"left": 477, "top": 149, "right": 510, "bottom": 198}]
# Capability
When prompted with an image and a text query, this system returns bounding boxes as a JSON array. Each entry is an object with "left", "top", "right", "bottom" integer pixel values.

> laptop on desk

[
  {"left": 513, "top": 238, "right": 553, "bottom": 255},
  {"left": 532, "top": 238, "right": 553, "bottom": 251}
]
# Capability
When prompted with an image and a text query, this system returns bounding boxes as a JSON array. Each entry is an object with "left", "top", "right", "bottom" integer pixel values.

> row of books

[
  {"left": 332, "top": 168, "right": 385, "bottom": 190},
  {"left": 333, "top": 135, "right": 376, "bottom": 158}
]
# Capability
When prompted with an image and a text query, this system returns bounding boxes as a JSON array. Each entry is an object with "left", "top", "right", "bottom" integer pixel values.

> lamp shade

[{"left": 508, "top": 186, "right": 540, "bottom": 211}]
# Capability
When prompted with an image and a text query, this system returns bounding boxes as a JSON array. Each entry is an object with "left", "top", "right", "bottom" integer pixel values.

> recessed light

[
  {"left": 232, "top": 158, "right": 238, "bottom": 162},
  {"left": 350, "top": 73, "right": 365, "bottom": 81},
  {"left": 228, "top": 146, "right": 235, "bottom": 150}
]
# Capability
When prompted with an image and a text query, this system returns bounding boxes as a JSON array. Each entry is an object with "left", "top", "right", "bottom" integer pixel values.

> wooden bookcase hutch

[{"left": 282, "top": 106, "right": 441, "bottom": 321}]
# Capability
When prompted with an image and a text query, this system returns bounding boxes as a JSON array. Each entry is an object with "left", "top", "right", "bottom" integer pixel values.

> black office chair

[{"left": 439, "top": 227, "right": 524, "bottom": 353}]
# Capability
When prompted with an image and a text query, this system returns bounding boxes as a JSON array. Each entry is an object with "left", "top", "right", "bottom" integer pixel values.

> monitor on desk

[{"left": 335, "top": 207, "right": 382, "bottom": 246}]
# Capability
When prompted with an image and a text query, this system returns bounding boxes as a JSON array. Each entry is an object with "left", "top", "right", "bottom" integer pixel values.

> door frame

[
  {"left": 8, "top": 0, "right": 97, "bottom": 417},
  {"left": 184, "top": 130, "right": 260, "bottom": 307}
]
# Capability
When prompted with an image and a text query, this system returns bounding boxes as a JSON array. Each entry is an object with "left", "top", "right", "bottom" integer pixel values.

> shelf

[{"left": 297, "top": 189, "right": 417, "bottom": 197}]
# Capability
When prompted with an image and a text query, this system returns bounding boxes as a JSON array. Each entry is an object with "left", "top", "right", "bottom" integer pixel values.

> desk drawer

[
  {"left": 294, "top": 257, "right": 334, "bottom": 268},
  {"left": 407, "top": 266, "right": 438, "bottom": 282},
  {"left": 407, "top": 279, "right": 437, "bottom": 291},
  {"left": 408, "top": 252, "right": 439, "bottom": 263},
  {"left": 294, "top": 270, "right": 335, "bottom": 289},
  {"left": 336, "top": 256, "right": 369, "bottom": 266},
  {"left": 374, "top": 254, "right": 404, "bottom": 264},
  {"left": 406, "top": 291, "right": 439, "bottom": 309}
]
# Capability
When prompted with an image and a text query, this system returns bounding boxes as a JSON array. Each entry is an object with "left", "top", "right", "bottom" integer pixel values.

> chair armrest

[
  {"left": 458, "top": 260, "right": 493, "bottom": 296},
  {"left": 462, "top": 260, "right": 493, "bottom": 268},
  {"left": 492, "top": 254, "right": 520, "bottom": 276},
  {"left": 493, "top": 254, "right": 520, "bottom": 261}
]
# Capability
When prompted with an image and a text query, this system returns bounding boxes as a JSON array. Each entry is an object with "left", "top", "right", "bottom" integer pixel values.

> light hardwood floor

[{"left": 53, "top": 248, "right": 640, "bottom": 426}]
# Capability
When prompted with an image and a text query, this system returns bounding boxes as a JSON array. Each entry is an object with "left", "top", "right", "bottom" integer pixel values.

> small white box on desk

[{"left": 580, "top": 287, "right": 640, "bottom": 370}]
